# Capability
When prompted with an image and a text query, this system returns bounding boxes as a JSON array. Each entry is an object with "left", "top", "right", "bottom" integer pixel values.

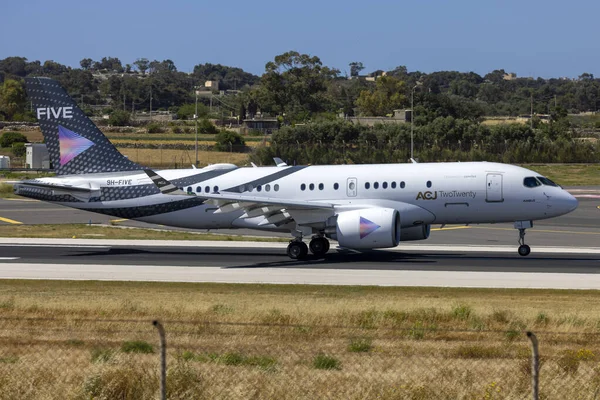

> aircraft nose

[{"left": 556, "top": 191, "right": 578, "bottom": 214}]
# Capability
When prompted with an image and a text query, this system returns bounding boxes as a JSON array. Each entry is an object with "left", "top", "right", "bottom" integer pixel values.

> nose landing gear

[{"left": 515, "top": 221, "right": 533, "bottom": 257}]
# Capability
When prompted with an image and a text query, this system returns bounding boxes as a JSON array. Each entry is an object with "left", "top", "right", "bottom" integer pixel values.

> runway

[
  {"left": 0, "top": 240, "right": 599, "bottom": 288},
  {"left": 0, "top": 189, "right": 598, "bottom": 289}
]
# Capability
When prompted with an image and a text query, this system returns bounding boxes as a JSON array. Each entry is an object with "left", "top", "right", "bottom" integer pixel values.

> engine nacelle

[
  {"left": 327, "top": 208, "right": 400, "bottom": 249},
  {"left": 400, "top": 224, "right": 431, "bottom": 241}
]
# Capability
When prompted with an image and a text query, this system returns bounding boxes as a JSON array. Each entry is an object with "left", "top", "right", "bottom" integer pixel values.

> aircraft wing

[{"left": 144, "top": 169, "right": 334, "bottom": 226}]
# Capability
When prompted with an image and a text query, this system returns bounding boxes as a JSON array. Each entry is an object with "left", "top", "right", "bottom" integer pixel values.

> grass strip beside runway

[
  {"left": 0, "top": 224, "right": 287, "bottom": 242},
  {"left": 0, "top": 281, "right": 599, "bottom": 398}
]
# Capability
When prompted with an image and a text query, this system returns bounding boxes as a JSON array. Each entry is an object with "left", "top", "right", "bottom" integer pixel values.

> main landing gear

[
  {"left": 286, "top": 237, "right": 330, "bottom": 260},
  {"left": 515, "top": 221, "right": 533, "bottom": 257}
]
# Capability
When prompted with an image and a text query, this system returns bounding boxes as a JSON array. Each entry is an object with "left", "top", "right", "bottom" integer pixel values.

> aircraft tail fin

[{"left": 24, "top": 77, "right": 141, "bottom": 176}]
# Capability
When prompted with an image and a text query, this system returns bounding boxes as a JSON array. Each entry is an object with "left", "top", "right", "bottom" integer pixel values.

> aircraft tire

[
  {"left": 287, "top": 241, "right": 308, "bottom": 259},
  {"left": 518, "top": 244, "right": 531, "bottom": 257},
  {"left": 309, "top": 238, "right": 330, "bottom": 257}
]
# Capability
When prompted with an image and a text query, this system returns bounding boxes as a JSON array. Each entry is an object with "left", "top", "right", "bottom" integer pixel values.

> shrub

[
  {"left": 214, "top": 130, "right": 246, "bottom": 152},
  {"left": 454, "top": 345, "right": 503, "bottom": 359},
  {"left": 313, "top": 353, "right": 341, "bottom": 370},
  {"left": 198, "top": 119, "right": 218, "bottom": 134},
  {"left": 121, "top": 340, "right": 153, "bottom": 354},
  {"left": 146, "top": 123, "right": 165, "bottom": 134},
  {"left": 452, "top": 303, "right": 472, "bottom": 320},
  {"left": 12, "top": 142, "right": 25, "bottom": 157},
  {"left": 90, "top": 348, "right": 114, "bottom": 363},
  {"left": 348, "top": 338, "right": 373, "bottom": 353},
  {"left": 0, "top": 132, "right": 27, "bottom": 148},
  {"left": 171, "top": 126, "right": 183, "bottom": 134},
  {"left": 108, "top": 110, "right": 131, "bottom": 126}
]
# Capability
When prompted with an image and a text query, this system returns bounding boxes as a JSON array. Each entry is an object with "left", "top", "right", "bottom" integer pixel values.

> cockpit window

[
  {"left": 523, "top": 177, "right": 542, "bottom": 188},
  {"left": 537, "top": 176, "right": 559, "bottom": 187}
]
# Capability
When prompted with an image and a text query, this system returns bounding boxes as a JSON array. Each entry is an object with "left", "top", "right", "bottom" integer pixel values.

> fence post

[
  {"left": 527, "top": 331, "right": 539, "bottom": 400},
  {"left": 153, "top": 320, "right": 166, "bottom": 400}
]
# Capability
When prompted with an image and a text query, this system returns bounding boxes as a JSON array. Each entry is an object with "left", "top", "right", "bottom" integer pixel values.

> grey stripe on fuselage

[
  {"left": 94, "top": 168, "right": 235, "bottom": 202},
  {"left": 223, "top": 166, "right": 307, "bottom": 193}
]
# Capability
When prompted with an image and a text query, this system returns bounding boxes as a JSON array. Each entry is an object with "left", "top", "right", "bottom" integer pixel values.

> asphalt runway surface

[{"left": 0, "top": 188, "right": 598, "bottom": 288}]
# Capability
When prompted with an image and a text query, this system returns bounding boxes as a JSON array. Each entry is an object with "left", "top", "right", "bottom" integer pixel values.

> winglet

[
  {"left": 144, "top": 169, "right": 193, "bottom": 196},
  {"left": 273, "top": 157, "right": 288, "bottom": 167}
]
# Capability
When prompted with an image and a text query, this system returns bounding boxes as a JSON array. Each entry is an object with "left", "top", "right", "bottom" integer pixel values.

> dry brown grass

[
  {"left": 0, "top": 282, "right": 599, "bottom": 398},
  {"left": 117, "top": 148, "right": 250, "bottom": 167}
]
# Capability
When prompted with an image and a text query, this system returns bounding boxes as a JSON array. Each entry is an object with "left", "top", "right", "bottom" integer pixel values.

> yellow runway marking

[
  {"left": 431, "top": 226, "right": 471, "bottom": 232},
  {"left": 471, "top": 226, "right": 600, "bottom": 235},
  {"left": 110, "top": 219, "right": 129, "bottom": 223},
  {"left": 0, "top": 216, "right": 23, "bottom": 225}
]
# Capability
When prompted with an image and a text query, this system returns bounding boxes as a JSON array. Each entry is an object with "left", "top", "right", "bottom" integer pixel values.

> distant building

[
  {"left": 345, "top": 109, "right": 409, "bottom": 126},
  {"left": 503, "top": 73, "right": 517, "bottom": 81},
  {"left": 25, "top": 143, "right": 50, "bottom": 169},
  {"left": 243, "top": 113, "right": 279, "bottom": 134},
  {"left": 204, "top": 80, "right": 219, "bottom": 91}
]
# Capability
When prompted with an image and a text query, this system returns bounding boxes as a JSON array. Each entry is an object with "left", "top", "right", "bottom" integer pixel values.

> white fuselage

[{"left": 19, "top": 162, "right": 578, "bottom": 232}]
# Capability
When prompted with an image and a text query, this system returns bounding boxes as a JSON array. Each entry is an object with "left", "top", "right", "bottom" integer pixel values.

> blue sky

[{"left": 1, "top": 0, "right": 598, "bottom": 78}]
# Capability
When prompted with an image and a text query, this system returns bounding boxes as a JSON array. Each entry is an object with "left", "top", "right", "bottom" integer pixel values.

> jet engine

[
  {"left": 399, "top": 224, "right": 431, "bottom": 241},
  {"left": 326, "top": 208, "right": 400, "bottom": 249}
]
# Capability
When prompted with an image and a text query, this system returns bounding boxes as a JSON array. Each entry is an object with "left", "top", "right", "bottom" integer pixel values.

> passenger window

[
  {"left": 301, "top": 184, "right": 306, "bottom": 191},
  {"left": 309, "top": 183, "right": 315, "bottom": 191},
  {"left": 333, "top": 183, "right": 339, "bottom": 190},
  {"left": 256, "top": 185, "right": 262, "bottom": 192},
  {"left": 400, "top": 181, "right": 406, "bottom": 188},
  {"left": 537, "top": 176, "right": 559, "bottom": 187},
  {"left": 205, "top": 186, "right": 210, "bottom": 193},
  {"left": 382, "top": 182, "right": 388, "bottom": 189},
  {"left": 213, "top": 186, "right": 219, "bottom": 192},
  {"left": 365, "top": 182, "right": 370, "bottom": 189},
  {"left": 318, "top": 183, "right": 324, "bottom": 190},
  {"left": 374, "top": 182, "right": 379, "bottom": 189},
  {"left": 196, "top": 187, "right": 201, "bottom": 193},
  {"left": 274, "top": 184, "right": 279, "bottom": 191},
  {"left": 391, "top": 182, "right": 397, "bottom": 189},
  {"left": 523, "top": 177, "right": 542, "bottom": 188},
  {"left": 187, "top": 187, "right": 193, "bottom": 193},
  {"left": 426, "top": 181, "right": 432, "bottom": 188},
  {"left": 266, "top": 184, "right": 271, "bottom": 192}
]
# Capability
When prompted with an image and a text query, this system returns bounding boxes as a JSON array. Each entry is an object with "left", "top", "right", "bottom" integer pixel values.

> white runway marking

[
  {"left": 0, "top": 257, "right": 20, "bottom": 260},
  {"left": 0, "top": 263, "right": 599, "bottom": 289}
]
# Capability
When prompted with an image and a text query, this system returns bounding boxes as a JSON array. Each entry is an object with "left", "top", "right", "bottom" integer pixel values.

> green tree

[
  {"left": 198, "top": 119, "right": 219, "bottom": 134},
  {"left": 356, "top": 76, "right": 407, "bottom": 116},
  {"left": 349, "top": 61, "right": 364, "bottom": 77},
  {"left": 0, "top": 80, "right": 27, "bottom": 120},
  {"left": 12, "top": 142, "right": 26, "bottom": 157},
  {"left": 79, "top": 58, "right": 93, "bottom": 70},
  {"left": 260, "top": 51, "right": 339, "bottom": 122},
  {"left": 0, "top": 131, "right": 27, "bottom": 147},
  {"left": 215, "top": 130, "right": 245, "bottom": 152},
  {"left": 108, "top": 110, "right": 131, "bottom": 126},
  {"left": 134, "top": 58, "right": 150, "bottom": 75}
]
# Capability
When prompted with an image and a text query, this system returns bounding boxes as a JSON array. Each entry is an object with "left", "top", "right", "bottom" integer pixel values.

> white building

[{"left": 25, "top": 143, "right": 51, "bottom": 169}]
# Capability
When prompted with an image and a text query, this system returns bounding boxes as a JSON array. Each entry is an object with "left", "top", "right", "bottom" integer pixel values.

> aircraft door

[
  {"left": 486, "top": 173, "right": 503, "bottom": 202},
  {"left": 347, "top": 177, "right": 357, "bottom": 197}
]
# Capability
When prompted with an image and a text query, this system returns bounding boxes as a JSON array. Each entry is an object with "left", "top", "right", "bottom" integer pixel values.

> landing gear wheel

[
  {"left": 518, "top": 244, "right": 531, "bottom": 257},
  {"left": 287, "top": 241, "right": 308, "bottom": 259},
  {"left": 309, "top": 237, "right": 330, "bottom": 257},
  {"left": 516, "top": 226, "right": 531, "bottom": 256}
]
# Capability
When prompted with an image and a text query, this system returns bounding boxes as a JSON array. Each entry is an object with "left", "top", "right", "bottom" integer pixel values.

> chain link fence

[{"left": 1, "top": 317, "right": 599, "bottom": 399}]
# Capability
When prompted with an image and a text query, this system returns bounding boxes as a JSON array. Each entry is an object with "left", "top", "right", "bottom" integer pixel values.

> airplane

[{"left": 14, "top": 77, "right": 578, "bottom": 259}]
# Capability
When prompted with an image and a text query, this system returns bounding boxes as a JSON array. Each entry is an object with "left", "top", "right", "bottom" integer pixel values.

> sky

[{"left": 1, "top": 0, "right": 598, "bottom": 79}]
